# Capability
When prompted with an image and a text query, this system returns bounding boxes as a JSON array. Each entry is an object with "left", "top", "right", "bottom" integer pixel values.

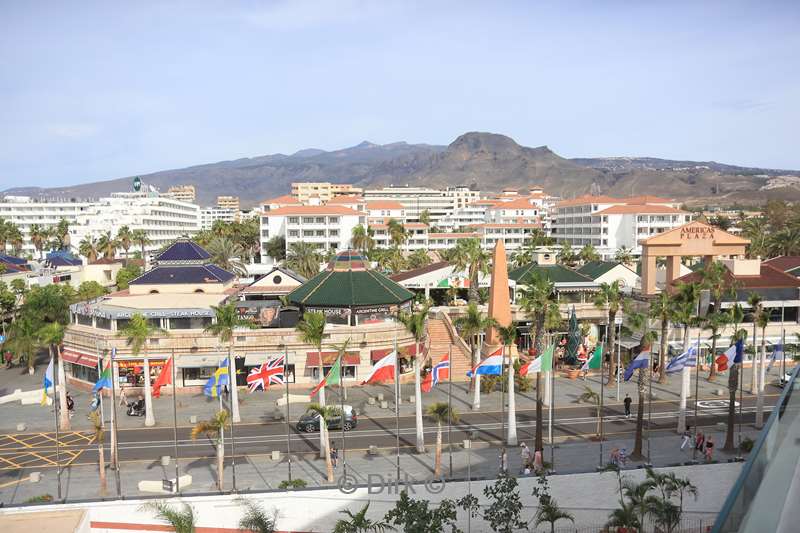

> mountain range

[{"left": 6, "top": 132, "right": 800, "bottom": 208}]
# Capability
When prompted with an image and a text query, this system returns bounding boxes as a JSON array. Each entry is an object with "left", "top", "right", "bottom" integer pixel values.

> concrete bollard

[
  {"left": 380, "top": 400, "right": 388, "bottom": 409},
  {"left": 408, "top": 395, "right": 415, "bottom": 403},
  {"left": 367, "top": 397, "right": 376, "bottom": 405},
  {"left": 714, "top": 389, "right": 725, "bottom": 396},
  {"left": 377, "top": 393, "right": 384, "bottom": 402},
  {"left": 16, "top": 423, "right": 26, "bottom": 432},
  {"left": 161, "top": 456, "right": 171, "bottom": 467},
  {"left": 368, "top": 445, "right": 378, "bottom": 455},
  {"left": 189, "top": 415, "right": 198, "bottom": 424},
  {"left": 29, "top": 472, "right": 41, "bottom": 483},
  {"left": 463, "top": 440, "right": 472, "bottom": 449},
  {"left": 271, "top": 450, "right": 281, "bottom": 461}
]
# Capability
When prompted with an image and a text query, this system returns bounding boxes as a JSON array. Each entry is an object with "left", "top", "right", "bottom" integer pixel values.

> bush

[
  {"left": 278, "top": 478, "right": 307, "bottom": 490},
  {"left": 25, "top": 494, "right": 53, "bottom": 504},
  {"left": 740, "top": 437, "right": 754, "bottom": 453}
]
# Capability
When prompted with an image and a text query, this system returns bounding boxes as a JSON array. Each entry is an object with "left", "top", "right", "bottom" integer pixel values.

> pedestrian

[
  {"left": 623, "top": 394, "right": 632, "bottom": 418},
  {"left": 609, "top": 447, "right": 619, "bottom": 466},
  {"left": 330, "top": 446, "right": 338, "bottom": 468},
  {"left": 499, "top": 448, "right": 508, "bottom": 473},
  {"left": 222, "top": 384, "right": 229, "bottom": 401},
  {"left": 66, "top": 392, "right": 75, "bottom": 418},
  {"left": 680, "top": 428, "right": 692, "bottom": 450},
  {"left": 695, "top": 431, "right": 705, "bottom": 451},
  {"left": 533, "top": 450, "right": 543, "bottom": 473},
  {"left": 118, "top": 387, "right": 127, "bottom": 407},
  {"left": 705, "top": 436, "right": 714, "bottom": 462},
  {"left": 4, "top": 351, "right": 12, "bottom": 369},
  {"left": 619, "top": 447, "right": 627, "bottom": 466},
  {"left": 520, "top": 442, "right": 531, "bottom": 471}
]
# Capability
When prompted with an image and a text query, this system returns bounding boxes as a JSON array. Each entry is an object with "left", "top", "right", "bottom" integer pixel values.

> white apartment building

[
  {"left": 437, "top": 203, "right": 488, "bottom": 232},
  {"left": 70, "top": 192, "right": 201, "bottom": 257},
  {"left": 363, "top": 186, "right": 479, "bottom": 224},
  {"left": 291, "top": 182, "right": 363, "bottom": 203},
  {"left": 551, "top": 195, "right": 692, "bottom": 257},
  {"left": 0, "top": 196, "right": 92, "bottom": 256},
  {"left": 260, "top": 205, "right": 365, "bottom": 257},
  {"left": 165, "top": 185, "right": 197, "bottom": 204},
  {"left": 365, "top": 201, "right": 405, "bottom": 224},
  {"left": 201, "top": 206, "right": 237, "bottom": 230}
]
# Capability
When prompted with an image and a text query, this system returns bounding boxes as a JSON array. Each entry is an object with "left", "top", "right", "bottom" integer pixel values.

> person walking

[
  {"left": 705, "top": 436, "right": 714, "bottom": 462},
  {"left": 330, "top": 445, "right": 339, "bottom": 468},
  {"left": 118, "top": 386, "right": 127, "bottom": 407},
  {"left": 520, "top": 442, "right": 531, "bottom": 471},
  {"left": 533, "top": 450, "right": 544, "bottom": 473},
  {"left": 680, "top": 428, "right": 692, "bottom": 450},
  {"left": 623, "top": 394, "right": 632, "bottom": 418},
  {"left": 499, "top": 448, "right": 508, "bottom": 473},
  {"left": 695, "top": 431, "right": 705, "bottom": 451},
  {"left": 609, "top": 447, "right": 620, "bottom": 466},
  {"left": 4, "top": 351, "right": 12, "bottom": 369},
  {"left": 66, "top": 392, "right": 75, "bottom": 418},
  {"left": 619, "top": 447, "right": 627, "bottom": 466}
]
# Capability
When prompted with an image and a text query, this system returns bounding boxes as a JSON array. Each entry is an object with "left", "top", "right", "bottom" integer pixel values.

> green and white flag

[
  {"left": 582, "top": 345, "right": 603, "bottom": 371},
  {"left": 520, "top": 344, "right": 554, "bottom": 376}
]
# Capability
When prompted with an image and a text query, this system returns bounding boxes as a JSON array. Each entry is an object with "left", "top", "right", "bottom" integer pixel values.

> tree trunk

[
  {"left": 632, "top": 368, "right": 646, "bottom": 459},
  {"left": 56, "top": 345, "right": 70, "bottom": 431},
  {"left": 658, "top": 319, "right": 668, "bottom": 383},
  {"left": 143, "top": 356, "right": 155, "bottom": 426},
  {"left": 229, "top": 343, "right": 241, "bottom": 423},
  {"left": 676, "top": 325, "right": 690, "bottom": 434},
  {"left": 507, "top": 356, "right": 517, "bottom": 446},
  {"left": 468, "top": 266, "right": 479, "bottom": 304},
  {"left": 755, "top": 332, "right": 766, "bottom": 428},
  {"left": 217, "top": 439, "right": 225, "bottom": 491},
  {"left": 323, "top": 422, "right": 334, "bottom": 483},
  {"left": 708, "top": 330, "right": 718, "bottom": 381},
  {"left": 535, "top": 372, "right": 543, "bottom": 452},
  {"left": 723, "top": 365, "right": 738, "bottom": 451},
  {"left": 318, "top": 347, "right": 326, "bottom": 459},
  {"left": 606, "top": 311, "right": 617, "bottom": 386},
  {"left": 472, "top": 342, "right": 481, "bottom": 411},
  {"left": 750, "top": 323, "right": 757, "bottom": 393},
  {"left": 98, "top": 440, "right": 107, "bottom": 494},
  {"left": 414, "top": 355, "right": 424, "bottom": 453},
  {"left": 434, "top": 423, "right": 442, "bottom": 477}
]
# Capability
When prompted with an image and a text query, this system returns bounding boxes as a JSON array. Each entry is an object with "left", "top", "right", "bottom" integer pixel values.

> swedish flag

[{"left": 204, "top": 358, "right": 230, "bottom": 398}]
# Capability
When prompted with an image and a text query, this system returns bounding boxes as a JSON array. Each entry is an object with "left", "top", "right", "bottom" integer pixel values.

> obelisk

[{"left": 483, "top": 239, "right": 512, "bottom": 355}]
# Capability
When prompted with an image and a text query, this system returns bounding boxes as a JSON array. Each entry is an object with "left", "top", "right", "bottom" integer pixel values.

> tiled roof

[
  {"left": 478, "top": 222, "right": 542, "bottom": 228},
  {"left": 156, "top": 240, "right": 211, "bottom": 263},
  {"left": 578, "top": 261, "right": 629, "bottom": 279},
  {"left": 556, "top": 195, "right": 622, "bottom": 208},
  {"left": 327, "top": 195, "right": 364, "bottom": 205},
  {"left": 366, "top": 201, "right": 404, "bottom": 210},
  {"left": 266, "top": 205, "right": 361, "bottom": 216},
  {"left": 288, "top": 269, "right": 414, "bottom": 307},
  {"left": 489, "top": 198, "right": 538, "bottom": 210},
  {"left": 390, "top": 261, "right": 451, "bottom": 282},
  {"left": 595, "top": 205, "right": 686, "bottom": 215},
  {"left": 261, "top": 194, "right": 299, "bottom": 205},
  {"left": 130, "top": 264, "right": 235, "bottom": 285},
  {"left": 428, "top": 232, "right": 480, "bottom": 238},
  {"left": 0, "top": 253, "right": 27, "bottom": 266},
  {"left": 671, "top": 263, "right": 800, "bottom": 289},
  {"left": 508, "top": 263, "right": 594, "bottom": 284},
  {"left": 764, "top": 256, "right": 800, "bottom": 273},
  {"left": 624, "top": 195, "right": 674, "bottom": 205}
]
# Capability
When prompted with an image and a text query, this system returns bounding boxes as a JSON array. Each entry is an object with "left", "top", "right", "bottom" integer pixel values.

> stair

[{"left": 427, "top": 316, "right": 472, "bottom": 381}]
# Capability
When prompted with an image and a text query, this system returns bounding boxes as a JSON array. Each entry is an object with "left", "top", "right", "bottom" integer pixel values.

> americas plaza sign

[{"left": 680, "top": 225, "right": 715, "bottom": 240}]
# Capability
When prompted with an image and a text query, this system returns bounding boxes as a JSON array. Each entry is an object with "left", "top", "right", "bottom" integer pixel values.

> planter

[{"left": 565, "top": 369, "right": 580, "bottom": 380}]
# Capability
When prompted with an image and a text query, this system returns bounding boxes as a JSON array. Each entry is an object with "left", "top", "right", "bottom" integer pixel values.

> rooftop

[
  {"left": 556, "top": 194, "right": 674, "bottom": 208},
  {"left": 266, "top": 205, "right": 361, "bottom": 216},
  {"left": 366, "top": 200, "right": 404, "bottom": 210},
  {"left": 764, "top": 256, "right": 800, "bottom": 273},
  {"left": 578, "top": 261, "right": 633, "bottom": 279},
  {"left": 672, "top": 263, "right": 800, "bottom": 290},
  {"left": 595, "top": 204, "right": 686, "bottom": 215},
  {"left": 155, "top": 239, "right": 211, "bottom": 263},
  {"left": 509, "top": 262, "right": 595, "bottom": 285}
]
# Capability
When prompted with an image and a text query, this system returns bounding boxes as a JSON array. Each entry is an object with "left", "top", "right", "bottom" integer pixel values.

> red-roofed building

[{"left": 260, "top": 204, "right": 366, "bottom": 258}]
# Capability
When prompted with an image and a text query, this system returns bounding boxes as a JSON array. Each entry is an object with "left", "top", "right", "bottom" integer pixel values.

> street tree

[
  {"left": 296, "top": 311, "right": 328, "bottom": 457},
  {"left": 286, "top": 242, "right": 322, "bottom": 279},
  {"left": 593, "top": 280, "right": 624, "bottom": 385},
  {"left": 307, "top": 403, "right": 339, "bottom": 482},
  {"left": 191, "top": 410, "right": 229, "bottom": 491},
  {"left": 37, "top": 323, "right": 69, "bottom": 430},
  {"left": 497, "top": 324, "right": 518, "bottom": 445},
  {"left": 399, "top": 306, "right": 429, "bottom": 453},
  {"left": 453, "top": 302, "right": 497, "bottom": 410},
  {"left": 425, "top": 402, "right": 459, "bottom": 477},
  {"left": 117, "top": 313, "right": 168, "bottom": 427},
  {"left": 723, "top": 305, "right": 746, "bottom": 451},
  {"left": 89, "top": 410, "right": 107, "bottom": 494}
]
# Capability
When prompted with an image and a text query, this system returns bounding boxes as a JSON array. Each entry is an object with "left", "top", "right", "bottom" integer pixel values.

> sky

[{"left": 0, "top": 0, "right": 798, "bottom": 190}]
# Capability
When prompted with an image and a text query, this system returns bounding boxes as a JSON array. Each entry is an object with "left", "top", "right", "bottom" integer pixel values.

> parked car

[{"left": 296, "top": 405, "right": 357, "bottom": 432}]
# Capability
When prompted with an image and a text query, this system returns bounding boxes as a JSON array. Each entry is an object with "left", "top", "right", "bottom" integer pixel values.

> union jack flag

[{"left": 246, "top": 354, "right": 285, "bottom": 392}]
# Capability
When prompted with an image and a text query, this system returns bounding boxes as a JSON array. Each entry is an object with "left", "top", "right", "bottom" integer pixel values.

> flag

[
  {"left": 767, "top": 343, "right": 783, "bottom": 371},
  {"left": 520, "top": 344, "right": 554, "bottom": 376},
  {"left": 716, "top": 340, "right": 744, "bottom": 372},
  {"left": 92, "top": 349, "right": 113, "bottom": 392},
  {"left": 247, "top": 354, "right": 285, "bottom": 392},
  {"left": 581, "top": 345, "right": 603, "bottom": 371},
  {"left": 310, "top": 355, "right": 341, "bottom": 398},
  {"left": 152, "top": 356, "right": 173, "bottom": 398},
  {"left": 41, "top": 357, "right": 54, "bottom": 406},
  {"left": 204, "top": 358, "right": 230, "bottom": 397},
  {"left": 666, "top": 344, "right": 698, "bottom": 375},
  {"left": 361, "top": 350, "right": 396, "bottom": 384},
  {"left": 422, "top": 354, "right": 449, "bottom": 393},
  {"left": 623, "top": 349, "right": 650, "bottom": 381},
  {"left": 466, "top": 349, "right": 504, "bottom": 377}
]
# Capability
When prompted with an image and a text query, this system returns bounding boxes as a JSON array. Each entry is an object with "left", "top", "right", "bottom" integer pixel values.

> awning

[
  {"left": 176, "top": 355, "right": 224, "bottom": 368},
  {"left": 244, "top": 352, "right": 291, "bottom": 366},
  {"left": 371, "top": 348, "right": 393, "bottom": 363},
  {"left": 61, "top": 348, "right": 98, "bottom": 368},
  {"left": 306, "top": 351, "right": 360, "bottom": 366},
  {"left": 398, "top": 343, "right": 423, "bottom": 358}
]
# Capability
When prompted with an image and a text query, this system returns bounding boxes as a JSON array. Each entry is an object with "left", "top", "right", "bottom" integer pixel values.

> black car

[{"left": 297, "top": 405, "right": 357, "bottom": 432}]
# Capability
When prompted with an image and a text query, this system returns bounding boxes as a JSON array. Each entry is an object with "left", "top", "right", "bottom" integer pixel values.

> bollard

[
  {"left": 271, "top": 450, "right": 281, "bottom": 461},
  {"left": 408, "top": 395, "right": 415, "bottom": 403},
  {"left": 189, "top": 415, "right": 198, "bottom": 424},
  {"left": 367, "top": 397, "right": 376, "bottom": 405},
  {"left": 29, "top": 472, "right": 41, "bottom": 483},
  {"left": 368, "top": 445, "right": 378, "bottom": 455},
  {"left": 380, "top": 400, "right": 389, "bottom": 409},
  {"left": 161, "top": 456, "right": 171, "bottom": 467},
  {"left": 16, "top": 423, "right": 26, "bottom": 432},
  {"left": 377, "top": 393, "right": 384, "bottom": 401}
]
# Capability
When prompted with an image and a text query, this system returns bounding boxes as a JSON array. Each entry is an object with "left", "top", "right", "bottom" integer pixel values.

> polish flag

[{"left": 361, "top": 351, "right": 397, "bottom": 384}]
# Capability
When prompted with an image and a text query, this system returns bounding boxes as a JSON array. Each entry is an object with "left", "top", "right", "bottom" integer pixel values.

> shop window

[
  {"left": 68, "top": 362, "right": 98, "bottom": 383},
  {"left": 76, "top": 314, "right": 93, "bottom": 327},
  {"left": 95, "top": 316, "right": 112, "bottom": 330},
  {"left": 169, "top": 317, "right": 211, "bottom": 330}
]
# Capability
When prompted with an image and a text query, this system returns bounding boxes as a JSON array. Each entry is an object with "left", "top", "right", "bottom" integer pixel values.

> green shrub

[
  {"left": 278, "top": 478, "right": 307, "bottom": 490},
  {"left": 25, "top": 494, "right": 53, "bottom": 504},
  {"left": 740, "top": 437, "right": 755, "bottom": 453}
]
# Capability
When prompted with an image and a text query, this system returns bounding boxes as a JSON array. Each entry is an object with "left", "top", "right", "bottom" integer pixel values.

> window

[
  {"left": 316, "top": 230, "right": 325, "bottom": 236},
  {"left": 288, "top": 217, "right": 299, "bottom": 224},
  {"left": 96, "top": 316, "right": 112, "bottom": 330},
  {"left": 315, "top": 217, "right": 325, "bottom": 224},
  {"left": 329, "top": 217, "right": 339, "bottom": 224},
  {"left": 329, "top": 229, "right": 339, "bottom": 237},
  {"left": 272, "top": 274, "right": 283, "bottom": 284},
  {"left": 303, "top": 230, "right": 314, "bottom": 237},
  {"left": 288, "top": 230, "right": 298, "bottom": 237},
  {"left": 169, "top": 317, "right": 211, "bottom": 330},
  {"left": 76, "top": 314, "right": 93, "bottom": 326},
  {"left": 302, "top": 217, "right": 314, "bottom": 224}
]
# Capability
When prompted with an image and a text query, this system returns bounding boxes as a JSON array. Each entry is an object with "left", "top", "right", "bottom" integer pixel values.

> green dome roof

[{"left": 288, "top": 250, "right": 414, "bottom": 308}]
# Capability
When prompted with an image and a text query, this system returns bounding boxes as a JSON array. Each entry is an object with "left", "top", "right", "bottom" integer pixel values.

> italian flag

[
  {"left": 519, "top": 344, "right": 554, "bottom": 376},
  {"left": 310, "top": 355, "right": 341, "bottom": 398},
  {"left": 581, "top": 345, "right": 603, "bottom": 371}
]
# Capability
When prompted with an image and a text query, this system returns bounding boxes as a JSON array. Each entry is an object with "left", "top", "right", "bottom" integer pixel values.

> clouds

[{"left": 45, "top": 123, "right": 101, "bottom": 140}]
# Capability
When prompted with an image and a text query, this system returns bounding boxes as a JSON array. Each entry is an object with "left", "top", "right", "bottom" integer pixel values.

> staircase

[{"left": 427, "top": 314, "right": 472, "bottom": 381}]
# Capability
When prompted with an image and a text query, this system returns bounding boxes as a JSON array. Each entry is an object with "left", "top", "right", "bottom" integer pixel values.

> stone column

[
  {"left": 641, "top": 253, "right": 658, "bottom": 295},
  {"left": 665, "top": 255, "right": 681, "bottom": 289}
]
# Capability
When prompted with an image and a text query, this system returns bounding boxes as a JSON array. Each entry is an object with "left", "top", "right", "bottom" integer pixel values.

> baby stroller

[{"left": 126, "top": 398, "right": 146, "bottom": 417}]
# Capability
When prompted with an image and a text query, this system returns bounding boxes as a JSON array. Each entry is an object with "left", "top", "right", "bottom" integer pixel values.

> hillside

[{"left": 6, "top": 132, "right": 800, "bottom": 207}]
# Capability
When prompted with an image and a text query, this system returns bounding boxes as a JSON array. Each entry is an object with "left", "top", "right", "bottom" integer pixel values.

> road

[{"left": 0, "top": 395, "right": 772, "bottom": 470}]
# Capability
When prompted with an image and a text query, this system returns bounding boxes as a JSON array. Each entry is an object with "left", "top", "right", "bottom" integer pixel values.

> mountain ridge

[{"left": 5, "top": 132, "right": 799, "bottom": 207}]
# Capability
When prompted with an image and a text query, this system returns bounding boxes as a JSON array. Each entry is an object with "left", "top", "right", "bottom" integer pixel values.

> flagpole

[
  {"left": 447, "top": 345, "right": 453, "bottom": 478},
  {"left": 394, "top": 320, "right": 401, "bottom": 482},
  {"left": 781, "top": 302, "right": 786, "bottom": 384},
  {"left": 52, "top": 352, "right": 62, "bottom": 500},
  {"left": 340, "top": 352, "right": 348, "bottom": 479},
  {"left": 500, "top": 343, "right": 506, "bottom": 468},
  {"left": 616, "top": 321, "right": 622, "bottom": 401},
  {"left": 692, "top": 329, "right": 701, "bottom": 463},
  {"left": 549, "top": 359, "right": 555, "bottom": 474},
  {"left": 227, "top": 355, "right": 237, "bottom": 491},
  {"left": 284, "top": 345, "right": 292, "bottom": 483},
  {"left": 96, "top": 342, "right": 109, "bottom": 490},
  {"left": 598, "top": 338, "right": 605, "bottom": 470},
  {"left": 108, "top": 347, "right": 121, "bottom": 496},
  {"left": 646, "top": 359, "right": 653, "bottom": 467},
  {"left": 737, "top": 342, "right": 744, "bottom": 460},
  {"left": 171, "top": 350, "right": 180, "bottom": 493}
]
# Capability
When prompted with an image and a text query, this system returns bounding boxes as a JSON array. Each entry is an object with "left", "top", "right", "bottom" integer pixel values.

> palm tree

[
  {"left": 450, "top": 238, "right": 489, "bottom": 304},
  {"left": 37, "top": 323, "right": 69, "bottom": 430},
  {"left": 117, "top": 313, "right": 167, "bottom": 426},
  {"left": 204, "top": 303, "right": 256, "bottom": 423},
  {"left": 747, "top": 292, "right": 763, "bottom": 394},
  {"left": 206, "top": 236, "right": 247, "bottom": 276},
  {"left": 54, "top": 218, "right": 70, "bottom": 250},
  {"left": 533, "top": 496, "right": 574, "bottom": 533},
  {"left": 79, "top": 235, "right": 99, "bottom": 262},
  {"left": 89, "top": 410, "right": 107, "bottom": 494},
  {"left": 333, "top": 503, "right": 392, "bottom": 533},
  {"left": 723, "top": 306, "right": 746, "bottom": 451},
  {"left": 672, "top": 281, "right": 700, "bottom": 433},
  {"left": 557, "top": 241, "right": 576, "bottom": 267},
  {"left": 6, "top": 315, "right": 41, "bottom": 374},
  {"left": 623, "top": 479, "right": 656, "bottom": 529},
  {"left": 741, "top": 217, "right": 768, "bottom": 258},
  {"left": 97, "top": 231, "right": 118, "bottom": 259},
  {"left": 419, "top": 209, "right": 431, "bottom": 226},
  {"left": 497, "top": 324, "right": 518, "bottom": 445},
  {"left": 191, "top": 410, "right": 229, "bottom": 491},
  {"left": 131, "top": 229, "right": 150, "bottom": 267},
  {"left": 705, "top": 310, "right": 731, "bottom": 381},
  {"left": 407, "top": 249, "right": 432, "bottom": 270},
  {"left": 287, "top": 241, "right": 322, "bottom": 279},
  {"left": 141, "top": 501, "right": 196, "bottom": 533},
  {"left": 624, "top": 302, "right": 657, "bottom": 459},
  {"left": 698, "top": 261, "right": 733, "bottom": 381},
  {"left": 296, "top": 311, "right": 328, "bottom": 458},
  {"left": 453, "top": 302, "right": 497, "bottom": 410},
  {"left": 754, "top": 306, "right": 770, "bottom": 428},
  {"left": 29, "top": 224, "right": 47, "bottom": 260},
  {"left": 649, "top": 291, "right": 674, "bottom": 384},
  {"left": 398, "top": 306, "right": 430, "bottom": 453},
  {"left": 614, "top": 246, "right": 634, "bottom": 265},
  {"left": 116, "top": 225, "right": 133, "bottom": 259},
  {"left": 579, "top": 243, "right": 599, "bottom": 264},
  {"left": 593, "top": 281, "right": 624, "bottom": 386},
  {"left": 350, "top": 225, "right": 374, "bottom": 254},
  {"left": 425, "top": 402, "right": 459, "bottom": 478},
  {"left": 307, "top": 403, "right": 339, "bottom": 482},
  {"left": 265, "top": 236, "right": 287, "bottom": 263},
  {"left": 605, "top": 502, "right": 640, "bottom": 532},
  {"left": 578, "top": 385, "right": 601, "bottom": 438},
  {"left": 237, "top": 498, "right": 277, "bottom": 533},
  {"left": 387, "top": 218, "right": 407, "bottom": 249},
  {"left": 6, "top": 223, "right": 22, "bottom": 255}
]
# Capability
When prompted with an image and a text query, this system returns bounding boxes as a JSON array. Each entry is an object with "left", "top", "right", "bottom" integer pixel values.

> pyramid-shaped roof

[{"left": 156, "top": 239, "right": 211, "bottom": 264}]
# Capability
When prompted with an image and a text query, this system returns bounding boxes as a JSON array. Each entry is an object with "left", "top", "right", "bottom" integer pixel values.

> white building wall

[{"left": 0, "top": 196, "right": 92, "bottom": 256}]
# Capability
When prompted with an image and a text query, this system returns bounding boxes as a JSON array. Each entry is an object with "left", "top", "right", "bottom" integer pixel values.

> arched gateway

[{"left": 640, "top": 221, "right": 749, "bottom": 295}]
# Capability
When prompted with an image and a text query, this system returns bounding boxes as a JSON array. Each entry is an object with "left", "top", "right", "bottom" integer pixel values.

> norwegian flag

[
  {"left": 247, "top": 354, "right": 285, "bottom": 392},
  {"left": 422, "top": 354, "right": 450, "bottom": 393}
]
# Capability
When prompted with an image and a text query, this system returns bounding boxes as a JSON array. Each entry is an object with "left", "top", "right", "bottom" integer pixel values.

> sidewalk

[{"left": 0, "top": 362, "right": 782, "bottom": 433}]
